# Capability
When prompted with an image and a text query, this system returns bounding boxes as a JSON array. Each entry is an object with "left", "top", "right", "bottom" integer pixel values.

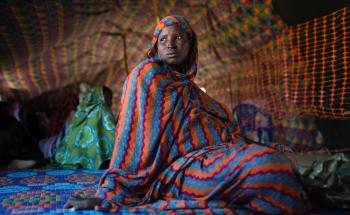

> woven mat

[{"left": 0, "top": 169, "right": 117, "bottom": 214}]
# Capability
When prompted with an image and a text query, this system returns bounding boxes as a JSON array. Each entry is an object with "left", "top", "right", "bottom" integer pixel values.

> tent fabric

[
  {"left": 0, "top": 0, "right": 285, "bottom": 102},
  {"left": 0, "top": 0, "right": 349, "bottom": 151}
]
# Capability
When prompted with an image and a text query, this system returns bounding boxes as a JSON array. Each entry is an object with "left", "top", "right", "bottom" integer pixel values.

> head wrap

[{"left": 147, "top": 15, "right": 198, "bottom": 79}]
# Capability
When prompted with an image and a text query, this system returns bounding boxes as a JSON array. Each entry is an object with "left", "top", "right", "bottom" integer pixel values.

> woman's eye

[
  {"left": 159, "top": 38, "right": 166, "bottom": 42},
  {"left": 176, "top": 36, "right": 182, "bottom": 40}
]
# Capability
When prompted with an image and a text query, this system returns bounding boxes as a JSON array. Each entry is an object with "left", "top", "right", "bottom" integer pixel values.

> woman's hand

[{"left": 63, "top": 194, "right": 102, "bottom": 211}]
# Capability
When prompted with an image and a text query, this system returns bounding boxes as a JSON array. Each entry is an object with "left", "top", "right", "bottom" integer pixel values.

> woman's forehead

[{"left": 159, "top": 25, "right": 187, "bottom": 36}]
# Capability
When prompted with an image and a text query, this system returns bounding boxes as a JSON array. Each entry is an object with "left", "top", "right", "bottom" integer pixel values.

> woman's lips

[{"left": 166, "top": 53, "right": 177, "bottom": 57}]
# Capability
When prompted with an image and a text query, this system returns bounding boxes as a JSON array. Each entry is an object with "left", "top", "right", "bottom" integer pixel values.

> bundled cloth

[{"left": 301, "top": 153, "right": 350, "bottom": 210}]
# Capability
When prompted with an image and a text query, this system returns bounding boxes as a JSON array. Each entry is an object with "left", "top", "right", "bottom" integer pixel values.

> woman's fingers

[
  {"left": 63, "top": 195, "right": 101, "bottom": 211},
  {"left": 70, "top": 194, "right": 84, "bottom": 199},
  {"left": 63, "top": 195, "right": 85, "bottom": 209},
  {"left": 63, "top": 200, "right": 87, "bottom": 210},
  {"left": 73, "top": 201, "right": 89, "bottom": 211},
  {"left": 95, "top": 205, "right": 112, "bottom": 212},
  {"left": 63, "top": 201, "right": 73, "bottom": 209}
]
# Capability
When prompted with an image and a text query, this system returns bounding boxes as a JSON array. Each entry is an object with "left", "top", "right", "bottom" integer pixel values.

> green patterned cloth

[{"left": 54, "top": 86, "right": 115, "bottom": 169}]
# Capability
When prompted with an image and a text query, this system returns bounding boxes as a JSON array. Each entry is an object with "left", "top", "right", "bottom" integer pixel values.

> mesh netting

[
  {"left": 196, "top": 5, "right": 350, "bottom": 152},
  {"left": 202, "top": 6, "right": 350, "bottom": 119}
]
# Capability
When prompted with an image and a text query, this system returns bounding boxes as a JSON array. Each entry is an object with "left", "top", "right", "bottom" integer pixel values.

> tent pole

[
  {"left": 152, "top": 0, "right": 160, "bottom": 22},
  {"left": 122, "top": 34, "right": 128, "bottom": 75}
]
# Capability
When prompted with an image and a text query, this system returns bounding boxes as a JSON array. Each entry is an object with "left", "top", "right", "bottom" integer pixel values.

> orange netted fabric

[{"left": 200, "top": 6, "right": 350, "bottom": 120}]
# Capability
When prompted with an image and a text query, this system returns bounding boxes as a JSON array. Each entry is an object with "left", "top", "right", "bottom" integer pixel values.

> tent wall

[{"left": 0, "top": 0, "right": 349, "bottom": 152}]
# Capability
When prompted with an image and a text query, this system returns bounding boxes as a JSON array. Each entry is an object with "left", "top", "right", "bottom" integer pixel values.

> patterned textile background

[{"left": 0, "top": 0, "right": 349, "bottom": 151}]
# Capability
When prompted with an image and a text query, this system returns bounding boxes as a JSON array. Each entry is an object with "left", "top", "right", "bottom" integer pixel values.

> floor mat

[
  {"left": 0, "top": 169, "right": 117, "bottom": 214},
  {"left": 0, "top": 169, "right": 348, "bottom": 214}
]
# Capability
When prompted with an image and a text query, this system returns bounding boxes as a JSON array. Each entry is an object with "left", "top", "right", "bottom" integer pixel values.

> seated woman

[
  {"left": 8, "top": 86, "right": 116, "bottom": 170},
  {"left": 64, "top": 15, "right": 311, "bottom": 214}
]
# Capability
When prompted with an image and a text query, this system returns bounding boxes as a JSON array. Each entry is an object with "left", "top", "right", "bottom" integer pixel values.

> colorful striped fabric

[{"left": 94, "top": 16, "right": 311, "bottom": 214}]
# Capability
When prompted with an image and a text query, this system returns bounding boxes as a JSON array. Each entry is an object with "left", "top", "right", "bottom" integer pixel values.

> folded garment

[{"left": 301, "top": 153, "right": 350, "bottom": 209}]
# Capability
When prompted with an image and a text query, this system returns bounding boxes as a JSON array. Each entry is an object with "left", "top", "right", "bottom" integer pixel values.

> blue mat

[
  {"left": 0, "top": 169, "right": 348, "bottom": 214},
  {"left": 0, "top": 169, "right": 117, "bottom": 215}
]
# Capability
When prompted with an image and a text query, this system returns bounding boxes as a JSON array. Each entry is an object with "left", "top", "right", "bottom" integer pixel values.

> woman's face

[{"left": 157, "top": 25, "right": 190, "bottom": 68}]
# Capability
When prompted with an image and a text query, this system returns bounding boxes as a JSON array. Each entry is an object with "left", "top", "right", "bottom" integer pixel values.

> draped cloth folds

[
  {"left": 95, "top": 15, "right": 311, "bottom": 214},
  {"left": 54, "top": 86, "right": 116, "bottom": 169}
]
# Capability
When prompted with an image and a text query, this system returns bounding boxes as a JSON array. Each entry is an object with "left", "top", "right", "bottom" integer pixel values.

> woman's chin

[{"left": 165, "top": 60, "right": 179, "bottom": 65}]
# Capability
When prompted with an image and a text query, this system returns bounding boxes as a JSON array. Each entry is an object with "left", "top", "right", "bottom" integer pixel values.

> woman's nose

[{"left": 167, "top": 39, "right": 176, "bottom": 49}]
